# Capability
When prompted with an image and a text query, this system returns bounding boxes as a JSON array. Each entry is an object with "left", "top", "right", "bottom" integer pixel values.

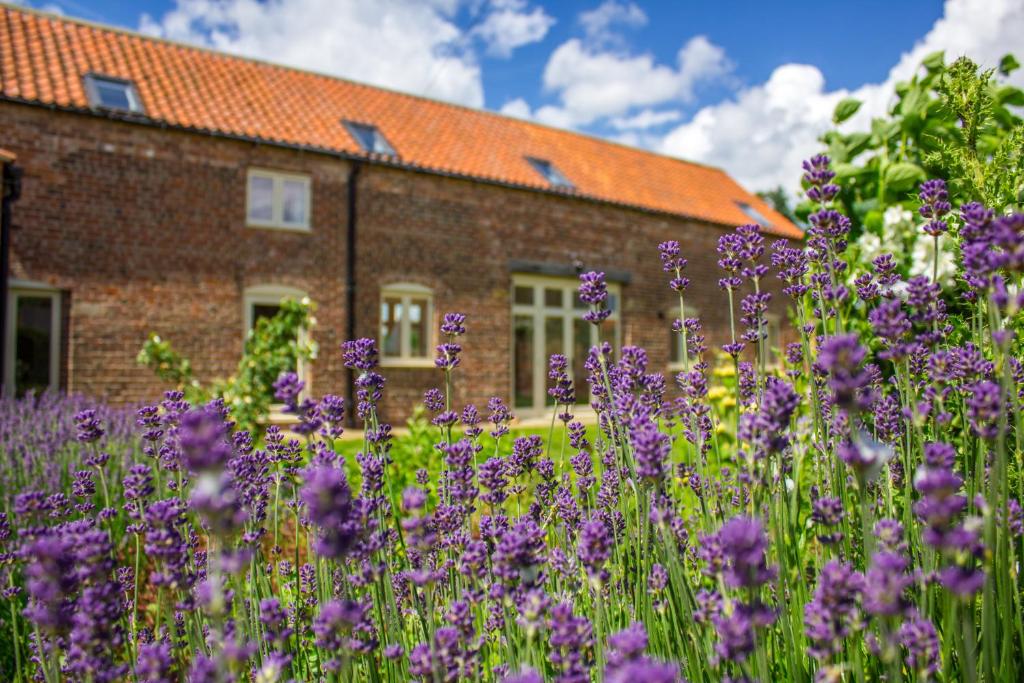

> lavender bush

[{"left": 2, "top": 154, "right": 1023, "bottom": 682}]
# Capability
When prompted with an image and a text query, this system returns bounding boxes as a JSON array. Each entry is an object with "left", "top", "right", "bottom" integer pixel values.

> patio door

[{"left": 511, "top": 275, "right": 620, "bottom": 413}]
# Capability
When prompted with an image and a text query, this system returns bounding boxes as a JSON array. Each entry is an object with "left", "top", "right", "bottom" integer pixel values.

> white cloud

[
  {"left": 609, "top": 108, "right": 681, "bottom": 130},
  {"left": 535, "top": 34, "right": 731, "bottom": 127},
  {"left": 578, "top": 0, "right": 646, "bottom": 47},
  {"left": 661, "top": 0, "right": 1024, "bottom": 192},
  {"left": 472, "top": 0, "right": 555, "bottom": 58},
  {"left": 500, "top": 97, "right": 533, "bottom": 119},
  {"left": 139, "top": 0, "right": 488, "bottom": 107}
]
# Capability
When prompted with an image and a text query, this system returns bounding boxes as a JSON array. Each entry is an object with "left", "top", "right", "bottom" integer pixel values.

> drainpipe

[
  {"left": 345, "top": 161, "right": 361, "bottom": 426},
  {"left": 1, "top": 151, "right": 22, "bottom": 397}
]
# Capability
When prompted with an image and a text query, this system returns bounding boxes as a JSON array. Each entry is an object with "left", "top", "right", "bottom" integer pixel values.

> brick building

[{"left": 0, "top": 6, "right": 801, "bottom": 422}]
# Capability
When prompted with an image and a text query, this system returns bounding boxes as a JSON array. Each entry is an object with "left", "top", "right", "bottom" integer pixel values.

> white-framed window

[
  {"left": 83, "top": 74, "right": 144, "bottom": 113},
  {"left": 380, "top": 283, "right": 434, "bottom": 367},
  {"left": 246, "top": 169, "right": 312, "bottom": 231},
  {"left": 668, "top": 305, "right": 699, "bottom": 372},
  {"left": 343, "top": 121, "right": 397, "bottom": 156},
  {"left": 242, "top": 284, "right": 311, "bottom": 387},
  {"left": 5, "top": 282, "right": 61, "bottom": 397},
  {"left": 511, "top": 274, "right": 621, "bottom": 413}
]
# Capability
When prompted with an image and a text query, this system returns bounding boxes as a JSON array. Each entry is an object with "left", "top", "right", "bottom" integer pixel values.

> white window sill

[
  {"left": 380, "top": 357, "right": 436, "bottom": 369},
  {"left": 245, "top": 220, "right": 312, "bottom": 233}
]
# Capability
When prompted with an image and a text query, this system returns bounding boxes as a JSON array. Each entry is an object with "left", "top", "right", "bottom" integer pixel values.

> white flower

[
  {"left": 910, "top": 233, "right": 957, "bottom": 284},
  {"left": 856, "top": 231, "right": 883, "bottom": 263},
  {"left": 883, "top": 206, "right": 914, "bottom": 231}
]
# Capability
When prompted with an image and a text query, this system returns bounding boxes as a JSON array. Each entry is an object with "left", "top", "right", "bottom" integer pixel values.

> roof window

[
  {"left": 343, "top": 121, "right": 396, "bottom": 156},
  {"left": 83, "top": 74, "right": 143, "bottom": 113},
  {"left": 526, "top": 157, "right": 573, "bottom": 189},
  {"left": 736, "top": 201, "right": 772, "bottom": 226}
]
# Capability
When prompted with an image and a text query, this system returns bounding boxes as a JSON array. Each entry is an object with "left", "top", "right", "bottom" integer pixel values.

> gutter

[
  {"left": 1, "top": 151, "right": 22, "bottom": 396},
  {"left": 345, "top": 161, "right": 361, "bottom": 427}
]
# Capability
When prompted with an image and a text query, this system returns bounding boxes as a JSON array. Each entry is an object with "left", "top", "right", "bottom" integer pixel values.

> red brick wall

[{"left": 4, "top": 102, "right": 796, "bottom": 423}]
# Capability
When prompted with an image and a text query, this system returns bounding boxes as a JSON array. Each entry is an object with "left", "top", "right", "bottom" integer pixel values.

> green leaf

[
  {"left": 899, "top": 86, "right": 928, "bottom": 118},
  {"left": 996, "top": 85, "right": 1024, "bottom": 107},
  {"left": 843, "top": 132, "right": 873, "bottom": 158},
  {"left": 1000, "top": 53, "right": 1021, "bottom": 76},
  {"left": 832, "top": 97, "right": 863, "bottom": 124},
  {"left": 884, "top": 162, "right": 927, "bottom": 193},
  {"left": 922, "top": 50, "right": 945, "bottom": 71},
  {"left": 833, "top": 162, "right": 867, "bottom": 180}
]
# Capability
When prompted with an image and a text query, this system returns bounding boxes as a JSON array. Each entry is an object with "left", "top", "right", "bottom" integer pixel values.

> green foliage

[
  {"left": 808, "top": 52, "right": 1024, "bottom": 234},
  {"left": 755, "top": 186, "right": 798, "bottom": 223},
  {"left": 137, "top": 298, "right": 316, "bottom": 430}
]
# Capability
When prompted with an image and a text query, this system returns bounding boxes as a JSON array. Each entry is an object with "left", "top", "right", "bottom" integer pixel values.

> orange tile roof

[{"left": 0, "top": 5, "right": 802, "bottom": 238}]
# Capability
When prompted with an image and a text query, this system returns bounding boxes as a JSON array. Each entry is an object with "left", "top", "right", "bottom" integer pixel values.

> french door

[{"left": 511, "top": 275, "right": 620, "bottom": 413}]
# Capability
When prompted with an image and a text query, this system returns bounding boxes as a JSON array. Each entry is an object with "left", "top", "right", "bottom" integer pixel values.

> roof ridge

[{"left": 0, "top": 2, "right": 731, "bottom": 177}]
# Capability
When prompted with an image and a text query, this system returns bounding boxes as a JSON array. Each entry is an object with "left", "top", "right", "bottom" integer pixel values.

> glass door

[
  {"left": 510, "top": 275, "right": 620, "bottom": 414},
  {"left": 5, "top": 288, "right": 61, "bottom": 396}
]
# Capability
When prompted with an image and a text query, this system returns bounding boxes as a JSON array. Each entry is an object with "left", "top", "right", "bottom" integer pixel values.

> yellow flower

[{"left": 708, "top": 386, "right": 728, "bottom": 400}]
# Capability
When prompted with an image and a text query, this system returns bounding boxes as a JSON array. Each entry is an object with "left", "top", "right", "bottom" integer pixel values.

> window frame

[
  {"left": 736, "top": 200, "right": 772, "bottom": 227},
  {"left": 245, "top": 168, "right": 312, "bottom": 232},
  {"left": 83, "top": 73, "right": 144, "bottom": 113},
  {"left": 379, "top": 283, "right": 435, "bottom": 368},
  {"left": 510, "top": 274, "right": 621, "bottom": 414},
  {"left": 242, "top": 284, "right": 312, "bottom": 391},
  {"left": 342, "top": 121, "right": 397, "bottom": 156},
  {"left": 525, "top": 157, "right": 573, "bottom": 189},
  {"left": 4, "top": 281, "right": 62, "bottom": 395}
]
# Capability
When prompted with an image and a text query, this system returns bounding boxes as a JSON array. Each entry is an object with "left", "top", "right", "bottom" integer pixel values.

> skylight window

[
  {"left": 343, "top": 121, "right": 396, "bottom": 156},
  {"left": 83, "top": 74, "right": 143, "bottom": 113},
  {"left": 736, "top": 201, "right": 772, "bottom": 226},
  {"left": 526, "top": 157, "right": 573, "bottom": 189}
]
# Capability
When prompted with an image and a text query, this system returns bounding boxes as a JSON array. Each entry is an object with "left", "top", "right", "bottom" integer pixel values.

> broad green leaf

[
  {"left": 843, "top": 132, "right": 874, "bottom": 159},
  {"left": 1000, "top": 53, "right": 1020, "bottom": 76},
  {"left": 833, "top": 98, "right": 863, "bottom": 124},
  {"left": 922, "top": 50, "right": 945, "bottom": 71},
  {"left": 996, "top": 85, "right": 1024, "bottom": 107},
  {"left": 884, "top": 162, "right": 927, "bottom": 193}
]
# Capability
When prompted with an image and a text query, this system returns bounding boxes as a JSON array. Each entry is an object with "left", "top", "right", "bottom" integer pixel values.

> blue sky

[{"left": 22, "top": 0, "right": 1022, "bottom": 192}]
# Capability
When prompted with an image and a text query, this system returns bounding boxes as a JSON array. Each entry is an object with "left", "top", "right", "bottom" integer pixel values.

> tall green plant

[{"left": 137, "top": 298, "right": 316, "bottom": 430}]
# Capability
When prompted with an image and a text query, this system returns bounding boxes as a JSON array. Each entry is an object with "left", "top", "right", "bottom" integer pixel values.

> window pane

[
  {"left": 252, "top": 304, "right": 281, "bottom": 326},
  {"left": 599, "top": 320, "right": 618, "bottom": 358},
  {"left": 572, "top": 319, "right": 590, "bottom": 405},
  {"left": 281, "top": 179, "right": 308, "bottom": 225},
  {"left": 408, "top": 298, "right": 428, "bottom": 358},
  {"left": 607, "top": 293, "right": 619, "bottom": 313},
  {"left": 248, "top": 175, "right": 274, "bottom": 222},
  {"left": 514, "top": 286, "right": 534, "bottom": 305},
  {"left": 544, "top": 288, "right": 563, "bottom": 308},
  {"left": 381, "top": 298, "right": 402, "bottom": 357},
  {"left": 514, "top": 316, "right": 534, "bottom": 408},
  {"left": 544, "top": 317, "right": 564, "bottom": 405},
  {"left": 669, "top": 327, "right": 681, "bottom": 364},
  {"left": 573, "top": 290, "right": 586, "bottom": 310},
  {"left": 95, "top": 80, "right": 133, "bottom": 109},
  {"left": 15, "top": 296, "right": 54, "bottom": 396}
]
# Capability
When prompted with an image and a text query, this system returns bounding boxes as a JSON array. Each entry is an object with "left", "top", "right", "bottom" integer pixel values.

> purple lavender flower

[
  {"left": 300, "top": 464, "right": 362, "bottom": 560},
  {"left": 74, "top": 409, "right": 105, "bottom": 443},
  {"left": 479, "top": 456, "right": 509, "bottom": 507},
  {"left": 631, "top": 418, "right": 670, "bottom": 484},
  {"left": 716, "top": 516, "right": 776, "bottom": 590},
  {"left": 802, "top": 154, "right": 839, "bottom": 204},
  {"left": 658, "top": 240, "right": 689, "bottom": 292},
  {"left": 135, "top": 641, "right": 174, "bottom": 682},
  {"left": 579, "top": 271, "right": 611, "bottom": 324},
  {"left": 341, "top": 338, "right": 379, "bottom": 371},
  {"left": 494, "top": 518, "right": 546, "bottom": 587},
  {"left": 804, "top": 560, "right": 864, "bottom": 659},
  {"left": 272, "top": 371, "right": 304, "bottom": 409},
  {"left": 898, "top": 611, "right": 940, "bottom": 678},
  {"left": 440, "top": 312, "right": 467, "bottom": 337},
  {"left": 918, "top": 179, "right": 951, "bottom": 236},
  {"left": 966, "top": 380, "right": 1002, "bottom": 439},
  {"left": 578, "top": 515, "right": 612, "bottom": 584},
  {"left": 863, "top": 551, "right": 914, "bottom": 617},
  {"left": 817, "top": 334, "right": 871, "bottom": 410},
  {"left": 548, "top": 602, "right": 593, "bottom": 682}
]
